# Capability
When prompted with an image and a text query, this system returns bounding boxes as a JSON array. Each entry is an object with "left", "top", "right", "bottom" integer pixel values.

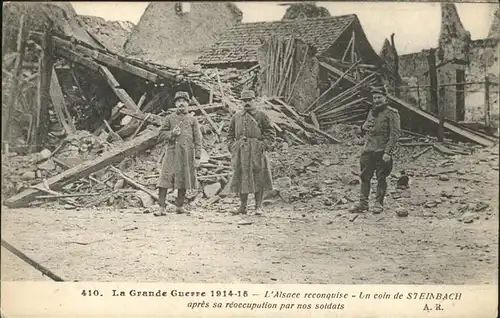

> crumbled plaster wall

[{"left": 123, "top": 2, "right": 242, "bottom": 68}]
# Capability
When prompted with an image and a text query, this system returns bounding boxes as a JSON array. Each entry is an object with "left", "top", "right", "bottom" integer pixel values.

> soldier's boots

[
  {"left": 153, "top": 205, "right": 168, "bottom": 217},
  {"left": 175, "top": 189, "right": 188, "bottom": 214},
  {"left": 233, "top": 194, "right": 248, "bottom": 215},
  {"left": 254, "top": 190, "right": 264, "bottom": 216},
  {"left": 372, "top": 186, "right": 386, "bottom": 214},
  {"left": 371, "top": 202, "right": 383, "bottom": 214},
  {"left": 349, "top": 201, "right": 369, "bottom": 213},
  {"left": 350, "top": 182, "right": 370, "bottom": 213}
]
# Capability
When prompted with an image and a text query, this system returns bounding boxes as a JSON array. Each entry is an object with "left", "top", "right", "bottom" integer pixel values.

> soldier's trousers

[{"left": 359, "top": 151, "right": 393, "bottom": 205}]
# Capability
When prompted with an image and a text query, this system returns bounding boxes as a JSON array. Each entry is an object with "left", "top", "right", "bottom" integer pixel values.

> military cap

[
  {"left": 241, "top": 89, "right": 256, "bottom": 100},
  {"left": 174, "top": 91, "right": 190, "bottom": 102},
  {"left": 370, "top": 85, "right": 388, "bottom": 96}
]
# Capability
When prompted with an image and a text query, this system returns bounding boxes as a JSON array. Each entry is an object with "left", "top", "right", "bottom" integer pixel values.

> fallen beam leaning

[{"left": 4, "top": 130, "right": 161, "bottom": 208}]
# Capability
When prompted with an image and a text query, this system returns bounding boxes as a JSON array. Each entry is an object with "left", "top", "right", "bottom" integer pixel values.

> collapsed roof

[{"left": 195, "top": 14, "right": 382, "bottom": 67}]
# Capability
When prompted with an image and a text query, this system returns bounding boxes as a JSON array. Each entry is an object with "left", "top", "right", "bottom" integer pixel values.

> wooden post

[
  {"left": 29, "top": 26, "right": 54, "bottom": 153},
  {"left": 416, "top": 80, "right": 421, "bottom": 109},
  {"left": 438, "top": 83, "right": 446, "bottom": 142},
  {"left": 2, "top": 15, "right": 26, "bottom": 151},
  {"left": 484, "top": 74, "right": 490, "bottom": 128},
  {"left": 426, "top": 49, "right": 443, "bottom": 141}
]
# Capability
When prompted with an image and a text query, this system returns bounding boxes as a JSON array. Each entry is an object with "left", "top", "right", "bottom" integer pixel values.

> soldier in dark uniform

[{"left": 350, "top": 85, "right": 401, "bottom": 214}]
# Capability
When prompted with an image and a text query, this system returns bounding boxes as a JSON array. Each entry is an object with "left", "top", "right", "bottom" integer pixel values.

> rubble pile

[{"left": 2, "top": 8, "right": 498, "bottom": 218}]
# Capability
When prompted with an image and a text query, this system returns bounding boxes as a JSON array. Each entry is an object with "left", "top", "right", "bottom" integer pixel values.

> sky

[{"left": 71, "top": 1, "right": 497, "bottom": 55}]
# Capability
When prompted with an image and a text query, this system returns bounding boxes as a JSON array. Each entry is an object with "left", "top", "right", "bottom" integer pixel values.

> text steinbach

[{"left": 113, "top": 289, "right": 206, "bottom": 297}]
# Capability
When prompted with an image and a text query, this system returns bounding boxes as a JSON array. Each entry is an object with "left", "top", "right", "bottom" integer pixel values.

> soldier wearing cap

[
  {"left": 155, "top": 91, "right": 202, "bottom": 216},
  {"left": 227, "top": 89, "right": 275, "bottom": 215},
  {"left": 349, "top": 85, "right": 401, "bottom": 214}
]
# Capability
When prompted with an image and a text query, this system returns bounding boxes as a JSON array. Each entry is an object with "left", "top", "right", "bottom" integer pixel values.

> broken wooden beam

[
  {"left": 98, "top": 65, "right": 140, "bottom": 112},
  {"left": 36, "top": 193, "right": 100, "bottom": 199},
  {"left": 54, "top": 47, "right": 100, "bottom": 71},
  {"left": 411, "top": 145, "right": 433, "bottom": 160},
  {"left": 388, "top": 96, "right": 496, "bottom": 147},
  {"left": 1, "top": 239, "right": 65, "bottom": 282},
  {"left": 129, "top": 113, "right": 151, "bottom": 140},
  {"left": 318, "top": 60, "right": 497, "bottom": 147},
  {"left": 4, "top": 130, "right": 160, "bottom": 208},
  {"left": 109, "top": 166, "right": 159, "bottom": 202},
  {"left": 95, "top": 102, "right": 125, "bottom": 135},
  {"left": 432, "top": 142, "right": 457, "bottom": 156},
  {"left": 119, "top": 108, "right": 162, "bottom": 126},
  {"left": 50, "top": 67, "right": 76, "bottom": 134},
  {"left": 2, "top": 15, "right": 26, "bottom": 149},
  {"left": 192, "top": 97, "right": 221, "bottom": 136},
  {"left": 299, "top": 120, "right": 341, "bottom": 144},
  {"left": 29, "top": 28, "right": 54, "bottom": 153},
  {"left": 46, "top": 35, "right": 160, "bottom": 83},
  {"left": 310, "top": 113, "right": 320, "bottom": 129}
]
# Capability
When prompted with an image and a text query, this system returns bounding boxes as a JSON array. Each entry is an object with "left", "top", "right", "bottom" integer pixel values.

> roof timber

[{"left": 30, "top": 31, "right": 179, "bottom": 83}]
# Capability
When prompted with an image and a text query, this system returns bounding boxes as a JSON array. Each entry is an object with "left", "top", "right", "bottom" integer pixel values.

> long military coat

[
  {"left": 157, "top": 111, "right": 202, "bottom": 189},
  {"left": 227, "top": 108, "right": 275, "bottom": 194}
]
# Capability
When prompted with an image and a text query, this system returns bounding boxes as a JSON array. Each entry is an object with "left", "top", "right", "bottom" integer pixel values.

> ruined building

[
  {"left": 280, "top": 2, "right": 331, "bottom": 20},
  {"left": 399, "top": 4, "right": 499, "bottom": 128},
  {"left": 123, "top": 2, "right": 243, "bottom": 68}
]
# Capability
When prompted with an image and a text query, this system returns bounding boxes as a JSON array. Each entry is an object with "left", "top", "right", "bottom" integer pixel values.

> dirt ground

[{"left": 1, "top": 144, "right": 498, "bottom": 284}]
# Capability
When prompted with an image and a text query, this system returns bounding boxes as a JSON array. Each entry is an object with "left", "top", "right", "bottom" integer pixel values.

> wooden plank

[
  {"left": 137, "top": 93, "right": 147, "bottom": 109},
  {"left": 49, "top": 67, "right": 76, "bottom": 134},
  {"left": 411, "top": 145, "right": 433, "bottom": 160},
  {"left": 98, "top": 65, "right": 139, "bottom": 112},
  {"left": 29, "top": 28, "right": 53, "bottom": 153},
  {"left": 192, "top": 97, "right": 221, "bottom": 136},
  {"left": 432, "top": 142, "right": 457, "bottom": 156},
  {"left": 2, "top": 15, "right": 26, "bottom": 147},
  {"left": 1, "top": 239, "right": 65, "bottom": 282},
  {"left": 55, "top": 47, "right": 99, "bottom": 71},
  {"left": 119, "top": 108, "right": 163, "bottom": 126},
  {"left": 129, "top": 113, "right": 151, "bottom": 140},
  {"left": 94, "top": 102, "right": 125, "bottom": 135},
  {"left": 389, "top": 96, "right": 496, "bottom": 147},
  {"left": 4, "top": 130, "right": 161, "bottom": 208},
  {"left": 305, "top": 60, "right": 361, "bottom": 113},
  {"left": 50, "top": 36, "right": 159, "bottom": 83},
  {"left": 341, "top": 32, "right": 354, "bottom": 62},
  {"left": 484, "top": 75, "right": 490, "bottom": 128},
  {"left": 299, "top": 120, "right": 341, "bottom": 144},
  {"left": 310, "top": 113, "right": 320, "bottom": 129},
  {"left": 271, "top": 98, "right": 301, "bottom": 120},
  {"left": 36, "top": 193, "right": 100, "bottom": 199},
  {"left": 109, "top": 166, "right": 159, "bottom": 201},
  {"left": 287, "top": 46, "right": 309, "bottom": 103},
  {"left": 125, "top": 58, "right": 178, "bottom": 82}
]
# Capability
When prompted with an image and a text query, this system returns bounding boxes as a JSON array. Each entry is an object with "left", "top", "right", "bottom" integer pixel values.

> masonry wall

[
  {"left": 123, "top": 2, "right": 242, "bottom": 68},
  {"left": 399, "top": 39, "right": 499, "bottom": 127}
]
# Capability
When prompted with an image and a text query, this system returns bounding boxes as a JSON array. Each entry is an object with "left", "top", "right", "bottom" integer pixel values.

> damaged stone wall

[
  {"left": 2, "top": 2, "right": 102, "bottom": 52},
  {"left": 438, "top": 3, "right": 471, "bottom": 62},
  {"left": 398, "top": 4, "right": 499, "bottom": 127},
  {"left": 123, "top": 2, "right": 243, "bottom": 68},
  {"left": 78, "top": 15, "right": 135, "bottom": 54}
]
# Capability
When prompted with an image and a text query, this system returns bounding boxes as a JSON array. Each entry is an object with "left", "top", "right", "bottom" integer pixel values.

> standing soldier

[
  {"left": 227, "top": 90, "right": 275, "bottom": 215},
  {"left": 155, "top": 91, "right": 202, "bottom": 216},
  {"left": 350, "top": 85, "right": 401, "bottom": 214}
]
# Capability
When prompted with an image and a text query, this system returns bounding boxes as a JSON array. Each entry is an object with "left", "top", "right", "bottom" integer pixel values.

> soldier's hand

[
  {"left": 173, "top": 126, "right": 181, "bottom": 136},
  {"left": 194, "top": 159, "right": 200, "bottom": 168},
  {"left": 383, "top": 154, "right": 392, "bottom": 162}
]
